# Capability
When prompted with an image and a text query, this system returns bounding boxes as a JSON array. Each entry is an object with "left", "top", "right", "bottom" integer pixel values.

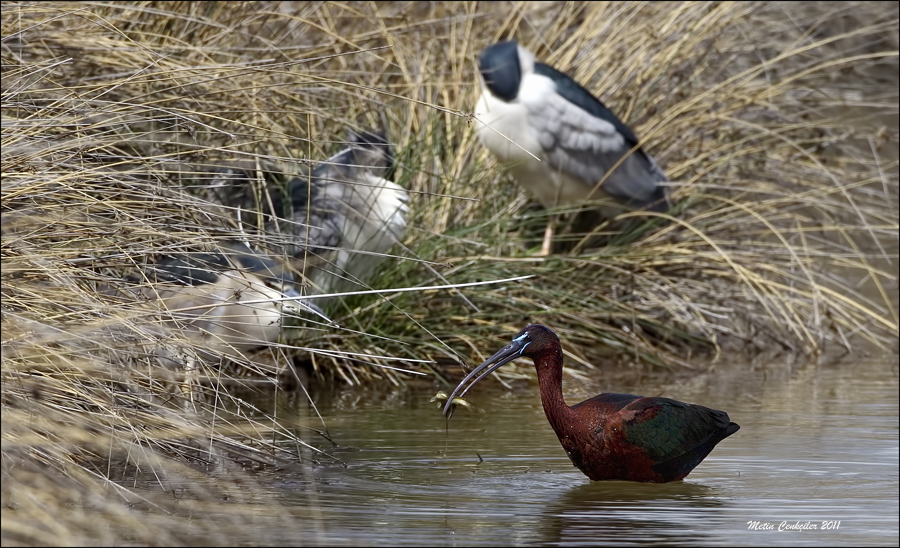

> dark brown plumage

[{"left": 443, "top": 325, "right": 739, "bottom": 482}]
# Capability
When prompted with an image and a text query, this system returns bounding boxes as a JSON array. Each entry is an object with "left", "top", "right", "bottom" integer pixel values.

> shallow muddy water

[{"left": 239, "top": 348, "right": 899, "bottom": 547}]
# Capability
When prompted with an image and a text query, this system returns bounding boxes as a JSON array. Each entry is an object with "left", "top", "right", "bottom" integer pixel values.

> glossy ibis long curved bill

[{"left": 442, "top": 332, "right": 530, "bottom": 419}]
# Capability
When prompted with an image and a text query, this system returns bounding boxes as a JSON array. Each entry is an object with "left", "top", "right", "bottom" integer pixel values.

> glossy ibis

[
  {"left": 475, "top": 40, "right": 668, "bottom": 254},
  {"left": 443, "top": 325, "right": 739, "bottom": 482}
]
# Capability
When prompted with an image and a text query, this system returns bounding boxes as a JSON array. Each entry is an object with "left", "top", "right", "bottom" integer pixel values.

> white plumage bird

[
  {"left": 211, "top": 131, "right": 408, "bottom": 296},
  {"left": 138, "top": 240, "right": 320, "bottom": 362},
  {"left": 135, "top": 130, "right": 406, "bottom": 370},
  {"left": 474, "top": 40, "right": 668, "bottom": 254}
]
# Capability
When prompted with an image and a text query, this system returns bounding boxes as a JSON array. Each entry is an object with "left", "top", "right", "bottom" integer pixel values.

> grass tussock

[{"left": 2, "top": 1, "right": 898, "bottom": 545}]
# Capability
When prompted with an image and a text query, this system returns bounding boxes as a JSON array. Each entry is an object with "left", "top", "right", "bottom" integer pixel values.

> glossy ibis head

[{"left": 442, "top": 325, "right": 558, "bottom": 418}]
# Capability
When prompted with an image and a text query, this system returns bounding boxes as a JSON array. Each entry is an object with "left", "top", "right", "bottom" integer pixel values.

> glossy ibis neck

[{"left": 532, "top": 347, "right": 576, "bottom": 428}]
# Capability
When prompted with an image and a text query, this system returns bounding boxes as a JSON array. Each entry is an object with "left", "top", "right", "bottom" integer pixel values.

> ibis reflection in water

[{"left": 442, "top": 325, "right": 739, "bottom": 482}]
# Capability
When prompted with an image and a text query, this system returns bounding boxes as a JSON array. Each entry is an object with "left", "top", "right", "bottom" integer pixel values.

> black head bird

[
  {"left": 475, "top": 41, "right": 669, "bottom": 254},
  {"left": 210, "top": 130, "right": 408, "bottom": 294}
]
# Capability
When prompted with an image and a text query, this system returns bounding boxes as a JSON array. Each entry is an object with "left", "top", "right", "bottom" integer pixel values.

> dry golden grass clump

[{"left": 2, "top": 1, "right": 898, "bottom": 545}]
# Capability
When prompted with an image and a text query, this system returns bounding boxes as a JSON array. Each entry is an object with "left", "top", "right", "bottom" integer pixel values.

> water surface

[{"left": 254, "top": 350, "right": 898, "bottom": 546}]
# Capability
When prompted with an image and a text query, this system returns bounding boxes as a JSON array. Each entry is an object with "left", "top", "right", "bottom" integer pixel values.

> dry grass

[{"left": 2, "top": 1, "right": 898, "bottom": 545}]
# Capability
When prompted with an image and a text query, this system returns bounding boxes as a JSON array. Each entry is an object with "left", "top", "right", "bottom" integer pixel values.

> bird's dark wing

[
  {"left": 621, "top": 397, "right": 736, "bottom": 469},
  {"left": 534, "top": 63, "right": 641, "bottom": 148},
  {"left": 202, "top": 160, "right": 295, "bottom": 224},
  {"left": 150, "top": 251, "right": 231, "bottom": 286},
  {"left": 280, "top": 171, "right": 345, "bottom": 256},
  {"left": 149, "top": 241, "right": 295, "bottom": 289},
  {"left": 525, "top": 63, "right": 666, "bottom": 207},
  {"left": 200, "top": 162, "right": 338, "bottom": 268}
]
